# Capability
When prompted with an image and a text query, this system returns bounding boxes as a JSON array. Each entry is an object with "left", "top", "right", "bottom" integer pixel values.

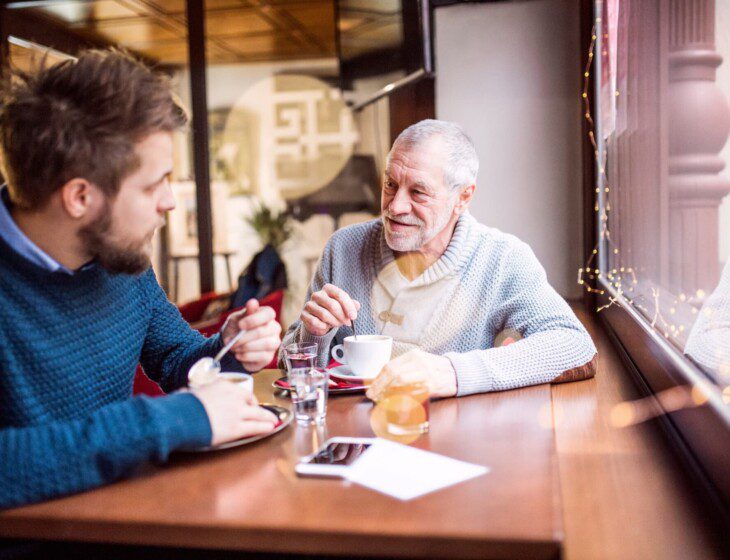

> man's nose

[
  {"left": 159, "top": 180, "right": 176, "bottom": 213},
  {"left": 387, "top": 188, "right": 412, "bottom": 215}
]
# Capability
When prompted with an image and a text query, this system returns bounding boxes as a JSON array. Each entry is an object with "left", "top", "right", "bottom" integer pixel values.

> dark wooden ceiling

[{"left": 6, "top": 0, "right": 339, "bottom": 65}]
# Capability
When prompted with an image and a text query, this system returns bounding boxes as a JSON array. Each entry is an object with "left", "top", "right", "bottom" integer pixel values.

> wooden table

[
  {"left": 0, "top": 375, "right": 561, "bottom": 559},
  {"left": 0, "top": 307, "right": 723, "bottom": 559}
]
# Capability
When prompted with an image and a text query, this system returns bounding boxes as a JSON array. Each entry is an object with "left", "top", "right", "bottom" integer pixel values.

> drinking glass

[
  {"left": 380, "top": 380, "right": 430, "bottom": 436},
  {"left": 287, "top": 367, "right": 328, "bottom": 425},
  {"left": 284, "top": 342, "right": 318, "bottom": 372}
]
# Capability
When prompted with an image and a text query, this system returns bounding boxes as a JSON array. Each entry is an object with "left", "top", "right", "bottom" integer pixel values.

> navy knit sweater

[{"left": 0, "top": 235, "right": 218, "bottom": 508}]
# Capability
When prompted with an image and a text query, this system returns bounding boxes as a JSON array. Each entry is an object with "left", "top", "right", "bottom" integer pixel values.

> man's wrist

[
  {"left": 300, "top": 324, "right": 336, "bottom": 342},
  {"left": 433, "top": 355, "right": 457, "bottom": 397}
]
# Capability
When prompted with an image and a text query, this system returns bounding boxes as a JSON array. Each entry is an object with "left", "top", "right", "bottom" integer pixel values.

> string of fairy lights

[
  {"left": 578, "top": 22, "right": 633, "bottom": 309},
  {"left": 577, "top": 21, "right": 707, "bottom": 343}
]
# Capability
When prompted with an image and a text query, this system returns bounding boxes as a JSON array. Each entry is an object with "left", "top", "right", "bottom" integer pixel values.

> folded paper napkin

[{"left": 346, "top": 439, "right": 489, "bottom": 500}]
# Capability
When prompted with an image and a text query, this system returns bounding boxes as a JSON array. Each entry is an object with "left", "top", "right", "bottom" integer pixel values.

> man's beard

[
  {"left": 382, "top": 203, "right": 455, "bottom": 252},
  {"left": 79, "top": 208, "right": 152, "bottom": 275}
]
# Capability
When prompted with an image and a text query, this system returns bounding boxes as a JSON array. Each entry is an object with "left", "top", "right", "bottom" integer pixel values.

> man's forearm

[
  {"left": 0, "top": 393, "right": 211, "bottom": 509},
  {"left": 446, "top": 328, "right": 597, "bottom": 396}
]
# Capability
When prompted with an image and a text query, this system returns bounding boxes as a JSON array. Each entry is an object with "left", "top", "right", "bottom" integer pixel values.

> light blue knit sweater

[{"left": 281, "top": 213, "right": 597, "bottom": 395}]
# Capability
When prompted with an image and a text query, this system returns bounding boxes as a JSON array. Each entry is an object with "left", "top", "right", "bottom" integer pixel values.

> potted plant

[{"left": 245, "top": 202, "right": 293, "bottom": 250}]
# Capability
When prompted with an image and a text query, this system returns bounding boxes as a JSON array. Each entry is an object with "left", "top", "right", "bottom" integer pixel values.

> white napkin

[{"left": 345, "top": 438, "right": 489, "bottom": 500}]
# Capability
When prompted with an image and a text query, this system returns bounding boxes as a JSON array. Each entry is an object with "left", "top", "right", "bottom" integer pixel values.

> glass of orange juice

[{"left": 379, "top": 381, "right": 430, "bottom": 436}]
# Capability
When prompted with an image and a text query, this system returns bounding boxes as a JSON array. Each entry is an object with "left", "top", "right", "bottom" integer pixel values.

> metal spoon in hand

[{"left": 188, "top": 328, "right": 247, "bottom": 386}]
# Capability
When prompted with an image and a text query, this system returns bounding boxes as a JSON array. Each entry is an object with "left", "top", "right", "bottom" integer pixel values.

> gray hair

[{"left": 386, "top": 119, "right": 479, "bottom": 190}]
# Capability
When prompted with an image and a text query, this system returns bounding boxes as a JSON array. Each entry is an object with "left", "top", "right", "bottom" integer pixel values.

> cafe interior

[{"left": 0, "top": 0, "right": 728, "bottom": 558}]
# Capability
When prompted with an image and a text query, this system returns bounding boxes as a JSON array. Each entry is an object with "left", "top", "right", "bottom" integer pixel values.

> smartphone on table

[{"left": 294, "top": 437, "right": 377, "bottom": 478}]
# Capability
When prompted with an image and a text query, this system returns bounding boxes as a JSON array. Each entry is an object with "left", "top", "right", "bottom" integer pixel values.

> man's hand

[
  {"left": 301, "top": 283, "right": 361, "bottom": 337},
  {"left": 365, "top": 349, "right": 457, "bottom": 401},
  {"left": 191, "top": 380, "right": 277, "bottom": 446},
  {"left": 222, "top": 299, "right": 282, "bottom": 372}
]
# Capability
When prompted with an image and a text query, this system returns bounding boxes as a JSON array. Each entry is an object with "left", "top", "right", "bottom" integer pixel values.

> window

[
  {"left": 588, "top": 0, "right": 729, "bottom": 509},
  {"left": 0, "top": 1, "right": 396, "bottom": 309}
]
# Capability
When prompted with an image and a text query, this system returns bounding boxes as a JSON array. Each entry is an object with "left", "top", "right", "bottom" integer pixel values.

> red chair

[
  {"left": 194, "top": 290, "right": 284, "bottom": 336},
  {"left": 133, "top": 290, "right": 285, "bottom": 396},
  {"left": 177, "top": 291, "right": 222, "bottom": 323}
]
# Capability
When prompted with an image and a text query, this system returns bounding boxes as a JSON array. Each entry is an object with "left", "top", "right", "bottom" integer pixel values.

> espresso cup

[{"left": 331, "top": 335, "right": 392, "bottom": 379}]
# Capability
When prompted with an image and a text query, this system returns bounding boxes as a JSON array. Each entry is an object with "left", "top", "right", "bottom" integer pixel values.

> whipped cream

[{"left": 188, "top": 357, "right": 220, "bottom": 388}]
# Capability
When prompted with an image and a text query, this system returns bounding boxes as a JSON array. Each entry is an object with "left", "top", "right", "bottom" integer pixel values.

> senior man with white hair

[{"left": 281, "top": 119, "right": 597, "bottom": 399}]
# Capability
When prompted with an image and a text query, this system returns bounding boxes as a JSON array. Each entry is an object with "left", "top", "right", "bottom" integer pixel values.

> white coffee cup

[
  {"left": 219, "top": 372, "right": 254, "bottom": 394},
  {"left": 189, "top": 370, "right": 253, "bottom": 394},
  {"left": 331, "top": 335, "right": 393, "bottom": 379}
]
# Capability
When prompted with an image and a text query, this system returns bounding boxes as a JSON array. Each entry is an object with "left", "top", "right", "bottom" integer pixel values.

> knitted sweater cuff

[
  {"left": 445, "top": 350, "right": 494, "bottom": 397},
  {"left": 147, "top": 392, "right": 212, "bottom": 452}
]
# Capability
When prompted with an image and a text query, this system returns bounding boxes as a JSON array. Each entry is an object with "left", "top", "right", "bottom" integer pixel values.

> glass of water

[
  {"left": 287, "top": 367, "right": 328, "bottom": 425},
  {"left": 284, "top": 342, "right": 318, "bottom": 372}
]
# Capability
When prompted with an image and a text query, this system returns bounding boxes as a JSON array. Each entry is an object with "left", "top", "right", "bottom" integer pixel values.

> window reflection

[{"left": 685, "top": 260, "right": 730, "bottom": 384}]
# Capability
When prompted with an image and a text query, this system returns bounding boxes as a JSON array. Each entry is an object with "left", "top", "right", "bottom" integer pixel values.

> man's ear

[
  {"left": 454, "top": 184, "right": 475, "bottom": 215},
  {"left": 59, "top": 178, "right": 97, "bottom": 219}
]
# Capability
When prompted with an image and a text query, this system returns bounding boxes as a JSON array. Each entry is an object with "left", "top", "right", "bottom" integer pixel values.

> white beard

[{"left": 382, "top": 201, "right": 455, "bottom": 252}]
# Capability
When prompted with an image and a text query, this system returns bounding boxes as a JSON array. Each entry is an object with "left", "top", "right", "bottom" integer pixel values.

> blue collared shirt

[{"left": 0, "top": 185, "right": 73, "bottom": 274}]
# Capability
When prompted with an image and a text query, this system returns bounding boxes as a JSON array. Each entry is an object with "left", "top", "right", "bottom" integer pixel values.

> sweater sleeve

[
  {"left": 138, "top": 269, "right": 224, "bottom": 392},
  {"left": 445, "top": 241, "right": 597, "bottom": 395},
  {"left": 279, "top": 239, "right": 339, "bottom": 369},
  {"left": 0, "top": 392, "right": 211, "bottom": 509}
]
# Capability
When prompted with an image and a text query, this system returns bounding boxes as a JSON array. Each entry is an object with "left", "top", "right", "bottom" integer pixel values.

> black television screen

[{"left": 337, "top": 0, "right": 432, "bottom": 106}]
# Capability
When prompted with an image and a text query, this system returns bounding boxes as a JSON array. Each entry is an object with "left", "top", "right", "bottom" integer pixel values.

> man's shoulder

[
  {"left": 467, "top": 220, "right": 547, "bottom": 288},
  {"left": 468, "top": 218, "right": 531, "bottom": 259},
  {"left": 111, "top": 266, "right": 158, "bottom": 287},
  {"left": 129, "top": 267, "right": 167, "bottom": 308},
  {"left": 87, "top": 266, "right": 156, "bottom": 297}
]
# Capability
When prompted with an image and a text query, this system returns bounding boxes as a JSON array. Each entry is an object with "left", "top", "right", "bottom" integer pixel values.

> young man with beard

[
  {"left": 0, "top": 50, "right": 280, "bottom": 508},
  {"left": 281, "top": 119, "right": 597, "bottom": 400}
]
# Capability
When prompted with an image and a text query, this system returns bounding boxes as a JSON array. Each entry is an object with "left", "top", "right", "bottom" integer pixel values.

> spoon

[
  {"left": 188, "top": 328, "right": 247, "bottom": 386},
  {"left": 351, "top": 314, "right": 358, "bottom": 340}
]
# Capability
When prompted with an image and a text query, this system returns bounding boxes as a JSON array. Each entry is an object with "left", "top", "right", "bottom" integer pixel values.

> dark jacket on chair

[{"left": 231, "top": 244, "right": 287, "bottom": 309}]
